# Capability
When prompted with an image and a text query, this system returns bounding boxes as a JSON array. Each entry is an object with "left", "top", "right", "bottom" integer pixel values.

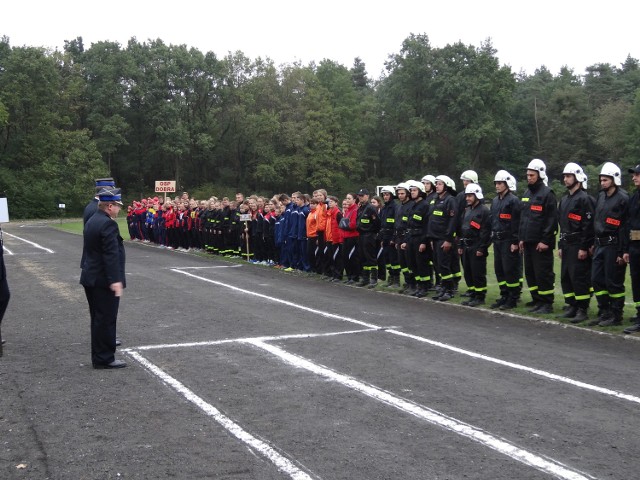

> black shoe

[
  {"left": 624, "top": 323, "right": 640, "bottom": 334},
  {"left": 490, "top": 297, "right": 506, "bottom": 309},
  {"left": 345, "top": 279, "right": 355, "bottom": 285},
  {"left": 535, "top": 303, "right": 553, "bottom": 314},
  {"left": 432, "top": 290, "right": 444, "bottom": 300},
  {"left": 461, "top": 290, "right": 473, "bottom": 297},
  {"left": 528, "top": 302, "right": 542, "bottom": 313},
  {"left": 405, "top": 287, "right": 417, "bottom": 296},
  {"left": 93, "top": 359, "right": 127, "bottom": 369},
  {"left": 414, "top": 288, "right": 426, "bottom": 298},
  {"left": 499, "top": 299, "right": 518, "bottom": 310},
  {"left": 558, "top": 306, "right": 577, "bottom": 319},
  {"left": 467, "top": 298, "right": 485, "bottom": 307},
  {"left": 115, "top": 338, "right": 122, "bottom": 347},
  {"left": 587, "top": 318, "right": 602, "bottom": 326},
  {"left": 570, "top": 309, "right": 588, "bottom": 323},
  {"left": 598, "top": 318, "right": 621, "bottom": 327},
  {"left": 438, "top": 291, "right": 454, "bottom": 302},
  {"left": 525, "top": 299, "right": 537, "bottom": 307}
]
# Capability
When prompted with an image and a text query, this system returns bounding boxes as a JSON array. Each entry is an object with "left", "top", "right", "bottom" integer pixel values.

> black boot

[
  {"left": 558, "top": 305, "right": 577, "bottom": 319},
  {"left": 367, "top": 268, "right": 378, "bottom": 289},
  {"left": 491, "top": 296, "right": 507, "bottom": 309},
  {"left": 570, "top": 308, "right": 588, "bottom": 323},
  {"left": 358, "top": 271, "right": 370, "bottom": 287}
]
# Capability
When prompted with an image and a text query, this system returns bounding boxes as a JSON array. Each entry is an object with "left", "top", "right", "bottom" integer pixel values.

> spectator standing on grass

[{"left": 341, "top": 193, "right": 360, "bottom": 285}]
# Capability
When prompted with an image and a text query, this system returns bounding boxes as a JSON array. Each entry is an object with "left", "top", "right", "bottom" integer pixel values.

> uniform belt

[
  {"left": 595, "top": 235, "right": 616, "bottom": 246},
  {"left": 459, "top": 238, "right": 471, "bottom": 246},
  {"left": 492, "top": 231, "right": 508, "bottom": 240},
  {"left": 559, "top": 232, "right": 582, "bottom": 244},
  {"left": 407, "top": 228, "right": 422, "bottom": 235}
]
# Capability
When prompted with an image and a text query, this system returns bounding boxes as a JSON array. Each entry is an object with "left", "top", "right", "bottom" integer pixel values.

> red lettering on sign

[
  {"left": 605, "top": 217, "right": 621, "bottom": 227},
  {"left": 568, "top": 213, "right": 582, "bottom": 221},
  {"left": 530, "top": 205, "right": 543, "bottom": 212},
  {"left": 499, "top": 213, "right": 511, "bottom": 220},
  {"left": 470, "top": 221, "right": 481, "bottom": 229}
]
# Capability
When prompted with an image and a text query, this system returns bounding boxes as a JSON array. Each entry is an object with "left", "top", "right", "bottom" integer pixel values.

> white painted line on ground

[
  {"left": 169, "top": 265, "right": 243, "bottom": 270},
  {"left": 172, "top": 268, "right": 640, "bottom": 406},
  {"left": 2, "top": 246, "right": 13, "bottom": 255},
  {"left": 126, "top": 350, "right": 315, "bottom": 480},
  {"left": 247, "top": 340, "right": 594, "bottom": 480},
  {"left": 3, "top": 232, "right": 54, "bottom": 253},
  {"left": 129, "top": 328, "right": 380, "bottom": 351},
  {"left": 386, "top": 328, "right": 640, "bottom": 405},
  {"left": 171, "top": 269, "right": 379, "bottom": 328}
]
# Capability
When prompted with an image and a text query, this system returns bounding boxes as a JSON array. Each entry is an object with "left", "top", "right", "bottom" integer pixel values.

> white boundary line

[
  {"left": 171, "top": 268, "right": 640, "bottom": 406},
  {"left": 129, "top": 328, "right": 380, "bottom": 351},
  {"left": 246, "top": 340, "right": 593, "bottom": 480},
  {"left": 3, "top": 231, "right": 54, "bottom": 253},
  {"left": 127, "top": 350, "right": 315, "bottom": 480},
  {"left": 2, "top": 246, "right": 13, "bottom": 255}
]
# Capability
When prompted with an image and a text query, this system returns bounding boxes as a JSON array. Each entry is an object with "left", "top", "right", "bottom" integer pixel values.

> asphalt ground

[{"left": 1, "top": 223, "right": 639, "bottom": 480}]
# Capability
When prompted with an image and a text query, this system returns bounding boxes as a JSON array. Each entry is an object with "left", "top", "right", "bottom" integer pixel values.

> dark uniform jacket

[
  {"left": 490, "top": 191, "right": 521, "bottom": 246},
  {"left": 379, "top": 200, "right": 398, "bottom": 242},
  {"left": 519, "top": 180, "right": 558, "bottom": 247},
  {"left": 427, "top": 192, "right": 457, "bottom": 242},
  {"left": 394, "top": 199, "right": 414, "bottom": 244},
  {"left": 558, "top": 189, "right": 594, "bottom": 251},
  {"left": 80, "top": 210, "right": 126, "bottom": 289},
  {"left": 405, "top": 198, "right": 431, "bottom": 244},
  {"left": 356, "top": 202, "right": 381, "bottom": 234},
  {"left": 625, "top": 189, "right": 640, "bottom": 254},
  {"left": 594, "top": 187, "right": 629, "bottom": 255},
  {"left": 460, "top": 201, "right": 492, "bottom": 255}
]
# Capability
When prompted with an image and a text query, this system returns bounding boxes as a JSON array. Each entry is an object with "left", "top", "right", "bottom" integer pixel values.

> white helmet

[
  {"left": 407, "top": 180, "right": 426, "bottom": 193},
  {"left": 526, "top": 158, "right": 548, "bottom": 185},
  {"left": 435, "top": 175, "right": 456, "bottom": 192},
  {"left": 380, "top": 185, "right": 396, "bottom": 195},
  {"left": 494, "top": 170, "right": 517, "bottom": 191},
  {"left": 600, "top": 161, "right": 622, "bottom": 186},
  {"left": 395, "top": 181, "right": 411, "bottom": 193},
  {"left": 460, "top": 170, "right": 478, "bottom": 183},
  {"left": 464, "top": 183, "right": 484, "bottom": 200},
  {"left": 562, "top": 162, "right": 587, "bottom": 184},
  {"left": 421, "top": 174, "right": 436, "bottom": 185}
]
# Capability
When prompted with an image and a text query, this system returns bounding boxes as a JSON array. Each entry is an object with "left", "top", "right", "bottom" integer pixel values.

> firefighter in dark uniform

[
  {"left": 422, "top": 175, "right": 438, "bottom": 290},
  {"left": 428, "top": 175, "right": 458, "bottom": 301},
  {"left": 458, "top": 184, "right": 491, "bottom": 306},
  {"left": 379, "top": 186, "right": 401, "bottom": 288},
  {"left": 519, "top": 159, "right": 558, "bottom": 314},
  {"left": 490, "top": 170, "right": 522, "bottom": 310},
  {"left": 557, "top": 163, "right": 594, "bottom": 323},
  {"left": 356, "top": 188, "right": 381, "bottom": 288},
  {"left": 401, "top": 181, "right": 432, "bottom": 298},
  {"left": 624, "top": 164, "right": 640, "bottom": 333},
  {"left": 394, "top": 182, "right": 416, "bottom": 294},
  {"left": 80, "top": 188, "right": 127, "bottom": 369},
  {"left": 457, "top": 170, "right": 479, "bottom": 296},
  {"left": 590, "top": 162, "right": 629, "bottom": 326}
]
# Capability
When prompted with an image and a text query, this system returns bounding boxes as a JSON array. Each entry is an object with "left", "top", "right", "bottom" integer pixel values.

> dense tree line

[{"left": 1, "top": 34, "right": 639, "bottom": 218}]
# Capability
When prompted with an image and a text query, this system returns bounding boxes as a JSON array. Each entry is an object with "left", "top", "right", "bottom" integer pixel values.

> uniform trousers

[
  {"left": 493, "top": 239, "right": 522, "bottom": 300},
  {"left": 406, "top": 236, "right": 431, "bottom": 286},
  {"left": 523, "top": 242, "right": 555, "bottom": 305},
  {"left": 461, "top": 246, "right": 487, "bottom": 298},
  {"left": 84, "top": 286, "right": 119, "bottom": 366},
  {"left": 592, "top": 244, "right": 626, "bottom": 313},
  {"left": 560, "top": 243, "right": 592, "bottom": 309},
  {"left": 358, "top": 233, "right": 377, "bottom": 271},
  {"left": 433, "top": 239, "right": 457, "bottom": 291}
]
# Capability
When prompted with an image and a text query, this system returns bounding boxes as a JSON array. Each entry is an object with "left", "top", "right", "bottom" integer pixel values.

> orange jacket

[
  {"left": 315, "top": 202, "right": 327, "bottom": 233},
  {"left": 306, "top": 207, "right": 319, "bottom": 238}
]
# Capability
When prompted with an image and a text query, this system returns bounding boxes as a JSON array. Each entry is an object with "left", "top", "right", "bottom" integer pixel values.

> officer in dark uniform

[
  {"left": 401, "top": 181, "right": 432, "bottom": 298},
  {"left": 624, "top": 164, "right": 640, "bottom": 333},
  {"left": 422, "top": 175, "right": 438, "bottom": 290},
  {"left": 379, "top": 186, "right": 400, "bottom": 287},
  {"left": 519, "top": 159, "right": 558, "bottom": 314},
  {"left": 0, "top": 220, "right": 10, "bottom": 357},
  {"left": 83, "top": 178, "right": 116, "bottom": 226},
  {"left": 590, "top": 162, "right": 628, "bottom": 327},
  {"left": 458, "top": 184, "right": 491, "bottom": 306},
  {"left": 557, "top": 163, "right": 594, "bottom": 323},
  {"left": 356, "top": 188, "right": 381, "bottom": 287},
  {"left": 456, "top": 171, "right": 479, "bottom": 296},
  {"left": 428, "top": 175, "right": 458, "bottom": 301},
  {"left": 80, "top": 188, "right": 127, "bottom": 369},
  {"left": 490, "top": 170, "right": 522, "bottom": 310},
  {"left": 394, "top": 182, "right": 416, "bottom": 294}
]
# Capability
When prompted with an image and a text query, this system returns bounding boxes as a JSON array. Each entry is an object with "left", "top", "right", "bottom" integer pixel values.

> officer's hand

[
  {"left": 442, "top": 241, "right": 452, "bottom": 252},
  {"left": 616, "top": 256, "right": 626, "bottom": 266},
  {"left": 476, "top": 250, "right": 484, "bottom": 257},
  {"left": 510, "top": 244, "right": 519, "bottom": 253},
  {"left": 589, "top": 245, "right": 595, "bottom": 257},
  {"left": 558, "top": 249, "right": 562, "bottom": 259},
  {"left": 400, "top": 243, "right": 407, "bottom": 250},
  {"left": 419, "top": 243, "right": 426, "bottom": 253},
  {"left": 518, "top": 241, "right": 524, "bottom": 253},
  {"left": 578, "top": 249, "right": 588, "bottom": 260},
  {"left": 623, "top": 253, "right": 630, "bottom": 264},
  {"left": 110, "top": 282, "right": 123, "bottom": 297},
  {"left": 536, "top": 242, "right": 549, "bottom": 252},
  {"left": 457, "top": 248, "right": 463, "bottom": 256}
]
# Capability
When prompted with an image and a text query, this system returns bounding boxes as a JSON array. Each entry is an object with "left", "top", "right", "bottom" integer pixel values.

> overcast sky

[{"left": 2, "top": 1, "right": 638, "bottom": 78}]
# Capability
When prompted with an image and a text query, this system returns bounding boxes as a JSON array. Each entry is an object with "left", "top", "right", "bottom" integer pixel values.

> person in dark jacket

[
  {"left": 518, "top": 159, "right": 558, "bottom": 314},
  {"left": 356, "top": 188, "right": 381, "bottom": 287},
  {"left": 590, "top": 162, "right": 628, "bottom": 327},
  {"left": 379, "top": 186, "right": 401, "bottom": 287},
  {"left": 0, "top": 222, "right": 10, "bottom": 357},
  {"left": 557, "top": 163, "right": 594, "bottom": 323},
  {"left": 394, "top": 182, "right": 416, "bottom": 294},
  {"left": 80, "top": 188, "right": 127, "bottom": 369},
  {"left": 624, "top": 164, "right": 640, "bottom": 333},
  {"left": 401, "top": 181, "right": 432, "bottom": 298},
  {"left": 490, "top": 170, "right": 522, "bottom": 310},
  {"left": 458, "top": 184, "right": 491, "bottom": 306}
]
